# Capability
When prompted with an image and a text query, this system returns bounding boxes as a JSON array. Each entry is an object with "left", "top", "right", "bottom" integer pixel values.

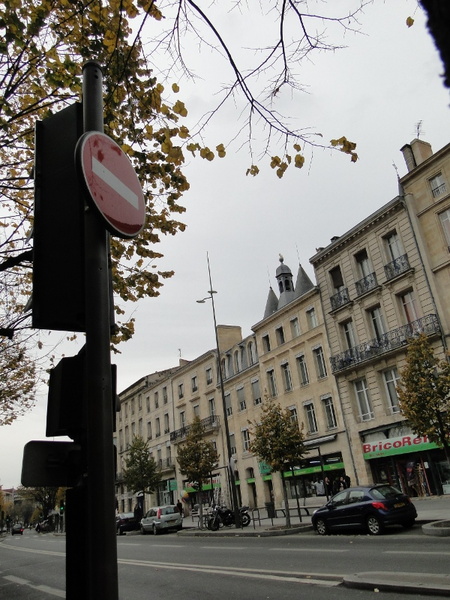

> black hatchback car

[
  {"left": 311, "top": 485, "right": 417, "bottom": 535},
  {"left": 116, "top": 512, "right": 140, "bottom": 535}
]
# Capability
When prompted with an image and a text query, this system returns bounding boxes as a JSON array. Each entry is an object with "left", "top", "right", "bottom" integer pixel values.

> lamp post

[{"left": 197, "top": 254, "right": 241, "bottom": 528}]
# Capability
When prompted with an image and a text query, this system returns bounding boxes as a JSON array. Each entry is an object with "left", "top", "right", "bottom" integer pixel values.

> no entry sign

[{"left": 76, "top": 131, "right": 145, "bottom": 238}]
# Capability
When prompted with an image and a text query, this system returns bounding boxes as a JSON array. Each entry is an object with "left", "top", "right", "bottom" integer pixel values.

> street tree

[
  {"left": 122, "top": 436, "right": 162, "bottom": 515},
  {"left": 249, "top": 400, "right": 306, "bottom": 527},
  {"left": 176, "top": 417, "right": 219, "bottom": 518},
  {"left": 17, "top": 486, "right": 60, "bottom": 521},
  {"left": 397, "top": 334, "right": 450, "bottom": 465}
]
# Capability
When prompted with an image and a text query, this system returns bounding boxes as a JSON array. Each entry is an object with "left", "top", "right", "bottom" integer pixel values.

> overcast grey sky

[{"left": 2, "top": 1, "right": 450, "bottom": 489}]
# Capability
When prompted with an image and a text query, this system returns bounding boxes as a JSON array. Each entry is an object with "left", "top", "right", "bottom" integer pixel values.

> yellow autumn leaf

[{"left": 406, "top": 16, "right": 414, "bottom": 28}]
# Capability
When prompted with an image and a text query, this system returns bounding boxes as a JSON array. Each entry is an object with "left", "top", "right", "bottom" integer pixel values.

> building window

[
  {"left": 191, "top": 376, "right": 198, "bottom": 393},
  {"left": 138, "top": 394, "right": 142, "bottom": 411},
  {"left": 234, "top": 350, "right": 241, "bottom": 373},
  {"left": 329, "top": 265, "right": 345, "bottom": 292},
  {"left": 355, "top": 249, "right": 371, "bottom": 278},
  {"left": 131, "top": 421, "right": 136, "bottom": 437},
  {"left": 138, "top": 418, "right": 143, "bottom": 436},
  {"left": 262, "top": 334, "right": 271, "bottom": 352},
  {"left": 368, "top": 306, "right": 386, "bottom": 340},
  {"left": 267, "top": 369, "right": 277, "bottom": 397},
  {"left": 281, "top": 362, "right": 293, "bottom": 391},
  {"left": 341, "top": 319, "right": 356, "bottom": 350},
  {"left": 154, "top": 392, "right": 159, "bottom": 409},
  {"left": 251, "top": 379, "right": 261, "bottom": 405},
  {"left": 237, "top": 387, "right": 247, "bottom": 412},
  {"left": 164, "top": 413, "right": 170, "bottom": 433},
  {"left": 304, "top": 402, "right": 318, "bottom": 434},
  {"left": 178, "top": 383, "right": 184, "bottom": 399},
  {"left": 306, "top": 307, "right": 318, "bottom": 329},
  {"left": 296, "top": 354, "right": 309, "bottom": 386},
  {"left": 208, "top": 397, "right": 216, "bottom": 417},
  {"left": 147, "top": 421, "right": 152, "bottom": 440},
  {"left": 429, "top": 172, "right": 447, "bottom": 198},
  {"left": 206, "top": 367, "right": 213, "bottom": 385},
  {"left": 354, "top": 378, "right": 374, "bottom": 421},
  {"left": 289, "top": 406, "right": 298, "bottom": 423},
  {"left": 383, "top": 367, "right": 401, "bottom": 414},
  {"left": 193, "top": 404, "right": 200, "bottom": 418},
  {"left": 179, "top": 411, "right": 186, "bottom": 428},
  {"left": 385, "top": 230, "right": 403, "bottom": 261},
  {"left": 322, "top": 396, "right": 337, "bottom": 429},
  {"left": 290, "top": 317, "right": 300, "bottom": 338},
  {"left": 146, "top": 396, "right": 150, "bottom": 412},
  {"left": 276, "top": 326, "right": 285, "bottom": 345},
  {"left": 162, "top": 386, "right": 168, "bottom": 404},
  {"left": 155, "top": 417, "right": 161, "bottom": 437},
  {"left": 229, "top": 433, "right": 236, "bottom": 455},
  {"left": 313, "top": 346, "right": 327, "bottom": 379},
  {"left": 439, "top": 208, "right": 450, "bottom": 247},
  {"left": 131, "top": 399, "right": 135, "bottom": 415},
  {"left": 225, "top": 393, "right": 232, "bottom": 416},
  {"left": 242, "top": 429, "right": 251, "bottom": 452},
  {"left": 248, "top": 340, "right": 258, "bottom": 364},
  {"left": 400, "top": 290, "right": 419, "bottom": 323}
]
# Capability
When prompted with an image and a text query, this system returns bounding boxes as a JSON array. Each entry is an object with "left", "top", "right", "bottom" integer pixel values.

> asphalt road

[{"left": 0, "top": 526, "right": 449, "bottom": 599}]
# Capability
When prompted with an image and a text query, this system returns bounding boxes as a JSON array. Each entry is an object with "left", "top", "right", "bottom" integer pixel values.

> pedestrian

[
  {"left": 324, "top": 476, "right": 332, "bottom": 497},
  {"left": 176, "top": 499, "right": 183, "bottom": 517},
  {"left": 332, "top": 478, "right": 341, "bottom": 495},
  {"left": 343, "top": 473, "right": 351, "bottom": 488}
]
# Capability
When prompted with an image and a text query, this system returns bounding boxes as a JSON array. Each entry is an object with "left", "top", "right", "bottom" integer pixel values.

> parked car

[
  {"left": 11, "top": 523, "right": 24, "bottom": 535},
  {"left": 140, "top": 505, "right": 182, "bottom": 535},
  {"left": 116, "top": 512, "right": 140, "bottom": 535},
  {"left": 311, "top": 484, "right": 417, "bottom": 536}
]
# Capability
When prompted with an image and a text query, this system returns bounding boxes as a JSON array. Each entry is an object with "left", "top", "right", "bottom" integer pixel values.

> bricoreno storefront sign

[{"left": 362, "top": 434, "right": 440, "bottom": 460}]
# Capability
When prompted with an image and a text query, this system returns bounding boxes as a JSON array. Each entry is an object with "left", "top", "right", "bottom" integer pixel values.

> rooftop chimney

[{"left": 400, "top": 139, "right": 433, "bottom": 172}]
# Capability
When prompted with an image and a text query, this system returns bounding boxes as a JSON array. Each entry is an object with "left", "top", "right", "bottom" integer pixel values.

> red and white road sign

[{"left": 76, "top": 131, "right": 145, "bottom": 238}]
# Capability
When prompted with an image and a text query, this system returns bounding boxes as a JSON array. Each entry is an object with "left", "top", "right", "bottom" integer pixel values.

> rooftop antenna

[{"left": 415, "top": 120, "right": 424, "bottom": 139}]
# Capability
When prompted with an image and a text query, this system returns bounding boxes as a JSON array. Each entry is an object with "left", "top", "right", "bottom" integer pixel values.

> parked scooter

[{"left": 207, "top": 505, "right": 251, "bottom": 530}]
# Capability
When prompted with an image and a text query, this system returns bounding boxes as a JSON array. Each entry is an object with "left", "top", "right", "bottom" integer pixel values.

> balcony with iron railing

[
  {"left": 330, "top": 287, "right": 351, "bottom": 311},
  {"left": 355, "top": 272, "right": 379, "bottom": 297},
  {"left": 169, "top": 414, "right": 220, "bottom": 443},
  {"left": 384, "top": 253, "right": 411, "bottom": 281},
  {"left": 157, "top": 458, "right": 176, "bottom": 472},
  {"left": 330, "top": 314, "right": 440, "bottom": 374}
]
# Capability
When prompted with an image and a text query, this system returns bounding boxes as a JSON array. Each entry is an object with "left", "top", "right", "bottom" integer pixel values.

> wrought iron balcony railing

[
  {"left": 330, "top": 314, "right": 440, "bottom": 373},
  {"left": 384, "top": 253, "right": 411, "bottom": 281},
  {"left": 157, "top": 458, "right": 176, "bottom": 471},
  {"left": 170, "top": 414, "right": 220, "bottom": 442},
  {"left": 355, "top": 272, "right": 378, "bottom": 297},
  {"left": 330, "top": 287, "right": 351, "bottom": 311}
]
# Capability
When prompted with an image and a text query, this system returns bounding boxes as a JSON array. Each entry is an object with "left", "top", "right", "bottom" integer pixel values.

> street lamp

[{"left": 197, "top": 253, "right": 241, "bottom": 528}]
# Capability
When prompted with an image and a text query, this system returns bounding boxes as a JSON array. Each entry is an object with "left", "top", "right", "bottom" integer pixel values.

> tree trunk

[
  {"left": 281, "top": 471, "right": 291, "bottom": 528},
  {"left": 290, "top": 466, "right": 302, "bottom": 523}
]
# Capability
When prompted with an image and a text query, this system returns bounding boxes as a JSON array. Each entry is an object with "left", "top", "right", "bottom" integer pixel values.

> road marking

[
  {"left": 118, "top": 558, "right": 342, "bottom": 587},
  {"left": 92, "top": 156, "right": 139, "bottom": 208},
  {"left": 201, "top": 546, "right": 246, "bottom": 551},
  {"left": 272, "top": 547, "right": 348, "bottom": 553},
  {"left": 3, "top": 575, "right": 65, "bottom": 598},
  {"left": 386, "top": 550, "right": 450, "bottom": 556}
]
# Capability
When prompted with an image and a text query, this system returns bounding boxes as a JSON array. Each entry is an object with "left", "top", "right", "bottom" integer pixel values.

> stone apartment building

[
  {"left": 115, "top": 138, "right": 450, "bottom": 512},
  {"left": 310, "top": 138, "right": 450, "bottom": 497}
]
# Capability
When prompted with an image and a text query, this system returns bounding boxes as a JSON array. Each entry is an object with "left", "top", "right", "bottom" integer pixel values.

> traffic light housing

[{"left": 33, "top": 103, "right": 86, "bottom": 331}]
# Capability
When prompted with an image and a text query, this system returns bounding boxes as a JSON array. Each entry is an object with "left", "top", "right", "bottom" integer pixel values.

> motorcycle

[{"left": 207, "top": 505, "right": 251, "bottom": 531}]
